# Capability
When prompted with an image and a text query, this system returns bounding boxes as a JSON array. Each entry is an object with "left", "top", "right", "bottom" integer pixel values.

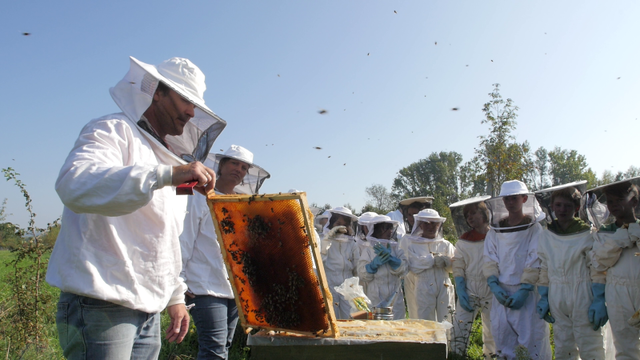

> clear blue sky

[{"left": 1, "top": 1, "right": 639, "bottom": 227}]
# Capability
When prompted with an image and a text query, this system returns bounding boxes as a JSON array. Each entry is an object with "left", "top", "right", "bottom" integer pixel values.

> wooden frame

[{"left": 207, "top": 192, "right": 339, "bottom": 337}]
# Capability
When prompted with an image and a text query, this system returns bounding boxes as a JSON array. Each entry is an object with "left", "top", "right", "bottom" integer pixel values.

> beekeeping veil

[
  {"left": 410, "top": 209, "right": 446, "bottom": 239},
  {"left": 207, "top": 145, "right": 271, "bottom": 195},
  {"left": 313, "top": 209, "right": 330, "bottom": 233},
  {"left": 365, "top": 215, "right": 400, "bottom": 246},
  {"left": 357, "top": 212, "right": 378, "bottom": 241},
  {"left": 110, "top": 57, "right": 227, "bottom": 163},
  {"left": 485, "top": 180, "right": 545, "bottom": 231},
  {"left": 583, "top": 177, "right": 640, "bottom": 229},
  {"left": 322, "top": 206, "right": 359, "bottom": 239},
  {"left": 534, "top": 180, "right": 587, "bottom": 225},
  {"left": 449, "top": 195, "right": 491, "bottom": 238}
]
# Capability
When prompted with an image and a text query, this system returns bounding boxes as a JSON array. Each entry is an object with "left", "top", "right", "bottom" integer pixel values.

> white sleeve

[
  {"left": 521, "top": 224, "right": 541, "bottom": 285},
  {"left": 389, "top": 245, "right": 409, "bottom": 277},
  {"left": 55, "top": 119, "right": 173, "bottom": 217},
  {"left": 357, "top": 246, "right": 376, "bottom": 283},
  {"left": 452, "top": 242, "right": 467, "bottom": 279},
  {"left": 406, "top": 246, "right": 435, "bottom": 274},
  {"left": 483, "top": 230, "right": 500, "bottom": 278},
  {"left": 179, "top": 195, "right": 205, "bottom": 283}
]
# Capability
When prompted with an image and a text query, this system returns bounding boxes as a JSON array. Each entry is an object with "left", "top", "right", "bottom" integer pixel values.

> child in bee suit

[
  {"left": 357, "top": 215, "right": 408, "bottom": 319},
  {"left": 589, "top": 179, "right": 640, "bottom": 360},
  {"left": 450, "top": 196, "right": 496, "bottom": 358},
  {"left": 320, "top": 206, "right": 360, "bottom": 319},
  {"left": 400, "top": 209, "right": 455, "bottom": 322},
  {"left": 483, "top": 180, "right": 551, "bottom": 360},
  {"left": 534, "top": 182, "right": 606, "bottom": 360}
]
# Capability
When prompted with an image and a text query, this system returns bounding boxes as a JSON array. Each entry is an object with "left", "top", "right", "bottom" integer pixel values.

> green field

[{"left": 0, "top": 250, "right": 490, "bottom": 359}]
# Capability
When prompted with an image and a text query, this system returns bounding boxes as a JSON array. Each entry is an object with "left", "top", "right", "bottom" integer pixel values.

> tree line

[{"left": 360, "top": 84, "right": 638, "bottom": 240}]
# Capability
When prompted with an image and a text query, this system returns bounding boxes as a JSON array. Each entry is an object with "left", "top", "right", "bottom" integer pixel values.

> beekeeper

[
  {"left": 450, "top": 196, "right": 496, "bottom": 358},
  {"left": 180, "top": 145, "right": 270, "bottom": 359},
  {"left": 387, "top": 196, "right": 434, "bottom": 238},
  {"left": 321, "top": 207, "right": 360, "bottom": 319},
  {"left": 400, "top": 208, "right": 455, "bottom": 322},
  {"left": 589, "top": 178, "right": 640, "bottom": 360},
  {"left": 483, "top": 180, "right": 551, "bottom": 360},
  {"left": 534, "top": 181, "right": 606, "bottom": 360},
  {"left": 314, "top": 210, "right": 330, "bottom": 235},
  {"left": 47, "top": 57, "right": 227, "bottom": 358},
  {"left": 357, "top": 215, "right": 407, "bottom": 319}
]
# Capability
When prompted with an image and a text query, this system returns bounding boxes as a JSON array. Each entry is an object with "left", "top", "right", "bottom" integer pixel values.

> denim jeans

[
  {"left": 56, "top": 292, "right": 161, "bottom": 360},
  {"left": 187, "top": 295, "right": 238, "bottom": 360}
]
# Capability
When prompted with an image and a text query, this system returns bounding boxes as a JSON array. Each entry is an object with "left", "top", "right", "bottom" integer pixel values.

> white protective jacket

[
  {"left": 180, "top": 192, "right": 234, "bottom": 299},
  {"left": 47, "top": 58, "right": 225, "bottom": 313},
  {"left": 452, "top": 238, "right": 495, "bottom": 357},
  {"left": 400, "top": 235, "right": 455, "bottom": 321},
  {"left": 538, "top": 228, "right": 605, "bottom": 360},
  {"left": 483, "top": 223, "right": 552, "bottom": 360},
  {"left": 591, "top": 223, "right": 640, "bottom": 360},
  {"left": 320, "top": 234, "right": 360, "bottom": 319},
  {"left": 357, "top": 238, "right": 408, "bottom": 319}
]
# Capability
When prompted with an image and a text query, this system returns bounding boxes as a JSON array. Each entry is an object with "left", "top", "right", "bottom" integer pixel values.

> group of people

[
  {"left": 43, "top": 55, "right": 640, "bottom": 360},
  {"left": 317, "top": 179, "right": 640, "bottom": 360}
]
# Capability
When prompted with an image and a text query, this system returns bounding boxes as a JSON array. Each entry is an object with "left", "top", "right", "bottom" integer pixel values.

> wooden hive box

[{"left": 207, "top": 192, "right": 339, "bottom": 338}]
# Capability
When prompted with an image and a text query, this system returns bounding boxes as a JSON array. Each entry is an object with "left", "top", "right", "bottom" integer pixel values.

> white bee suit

[
  {"left": 538, "top": 228, "right": 605, "bottom": 360},
  {"left": 591, "top": 224, "right": 640, "bottom": 360},
  {"left": 484, "top": 224, "right": 551, "bottom": 360},
  {"left": 452, "top": 238, "right": 495, "bottom": 357},
  {"left": 321, "top": 208, "right": 360, "bottom": 319},
  {"left": 357, "top": 237, "right": 408, "bottom": 320}
]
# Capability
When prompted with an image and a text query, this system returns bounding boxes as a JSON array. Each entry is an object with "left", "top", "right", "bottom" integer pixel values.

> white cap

[
  {"left": 414, "top": 208, "right": 446, "bottom": 223},
  {"left": 498, "top": 180, "right": 531, "bottom": 197}
]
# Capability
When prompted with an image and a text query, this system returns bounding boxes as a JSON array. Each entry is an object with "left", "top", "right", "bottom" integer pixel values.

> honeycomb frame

[{"left": 207, "top": 192, "right": 339, "bottom": 337}]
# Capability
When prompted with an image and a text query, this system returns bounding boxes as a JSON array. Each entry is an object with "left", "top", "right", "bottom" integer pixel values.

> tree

[
  {"left": 392, "top": 151, "right": 464, "bottom": 238},
  {"left": 466, "top": 84, "right": 530, "bottom": 196},
  {"left": 528, "top": 147, "right": 550, "bottom": 191},
  {"left": 547, "top": 147, "right": 593, "bottom": 186},
  {"left": 362, "top": 184, "right": 396, "bottom": 215}
]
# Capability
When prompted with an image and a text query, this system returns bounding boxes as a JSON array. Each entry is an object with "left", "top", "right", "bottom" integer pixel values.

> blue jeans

[
  {"left": 187, "top": 295, "right": 238, "bottom": 360},
  {"left": 56, "top": 292, "right": 161, "bottom": 360}
]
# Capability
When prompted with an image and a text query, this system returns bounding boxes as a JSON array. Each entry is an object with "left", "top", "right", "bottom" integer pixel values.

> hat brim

[
  {"left": 399, "top": 196, "right": 434, "bottom": 206},
  {"left": 130, "top": 57, "right": 217, "bottom": 119}
]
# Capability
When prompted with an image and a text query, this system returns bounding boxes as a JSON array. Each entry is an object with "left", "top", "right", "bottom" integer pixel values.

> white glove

[
  {"left": 327, "top": 225, "right": 348, "bottom": 239},
  {"left": 609, "top": 227, "right": 635, "bottom": 249},
  {"left": 434, "top": 255, "right": 446, "bottom": 268}
]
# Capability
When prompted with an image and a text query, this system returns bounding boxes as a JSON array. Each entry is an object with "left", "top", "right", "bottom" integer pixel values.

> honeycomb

[{"left": 208, "top": 193, "right": 337, "bottom": 337}]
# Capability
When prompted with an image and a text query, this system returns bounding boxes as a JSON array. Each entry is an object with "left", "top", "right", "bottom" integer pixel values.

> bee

[
  {"left": 318, "top": 109, "right": 327, "bottom": 115},
  {"left": 451, "top": 107, "right": 459, "bottom": 111}
]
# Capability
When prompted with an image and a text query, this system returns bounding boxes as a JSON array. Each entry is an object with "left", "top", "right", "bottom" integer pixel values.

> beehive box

[{"left": 207, "top": 192, "right": 338, "bottom": 337}]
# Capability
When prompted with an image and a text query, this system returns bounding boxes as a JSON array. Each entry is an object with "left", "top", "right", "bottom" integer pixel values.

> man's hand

[
  {"left": 173, "top": 162, "right": 216, "bottom": 196},
  {"left": 165, "top": 304, "right": 190, "bottom": 343}
]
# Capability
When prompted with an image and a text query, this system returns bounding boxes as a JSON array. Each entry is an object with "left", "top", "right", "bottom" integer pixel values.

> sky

[{"left": 1, "top": 1, "right": 639, "bottom": 228}]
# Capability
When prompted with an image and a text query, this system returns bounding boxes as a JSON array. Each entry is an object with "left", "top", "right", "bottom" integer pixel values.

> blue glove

[
  {"left": 588, "top": 283, "right": 608, "bottom": 330},
  {"left": 487, "top": 275, "right": 509, "bottom": 306},
  {"left": 454, "top": 277, "right": 474, "bottom": 312},
  {"left": 365, "top": 254, "right": 387, "bottom": 274},
  {"left": 374, "top": 243, "right": 392, "bottom": 257},
  {"left": 388, "top": 255, "right": 402, "bottom": 270},
  {"left": 536, "top": 285, "right": 555, "bottom": 323},
  {"left": 505, "top": 283, "right": 534, "bottom": 309}
]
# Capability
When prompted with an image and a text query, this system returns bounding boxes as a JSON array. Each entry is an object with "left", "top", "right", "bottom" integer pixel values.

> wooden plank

[{"left": 250, "top": 342, "right": 447, "bottom": 360}]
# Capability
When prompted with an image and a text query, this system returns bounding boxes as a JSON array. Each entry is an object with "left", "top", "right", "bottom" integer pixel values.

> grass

[{"left": 0, "top": 249, "right": 499, "bottom": 360}]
